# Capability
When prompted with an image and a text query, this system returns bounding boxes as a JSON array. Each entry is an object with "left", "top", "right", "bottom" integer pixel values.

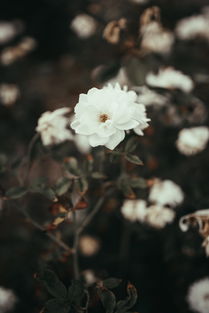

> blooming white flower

[
  {"left": 71, "top": 84, "right": 150, "bottom": 150},
  {"left": 70, "top": 14, "right": 97, "bottom": 38},
  {"left": 146, "top": 67, "right": 194, "bottom": 93},
  {"left": 149, "top": 179, "right": 184, "bottom": 207},
  {"left": 175, "top": 14, "right": 209, "bottom": 41},
  {"left": 36, "top": 107, "right": 72, "bottom": 146},
  {"left": 0, "top": 287, "right": 17, "bottom": 313},
  {"left": 187, "top": 277, "right": 209, "bottom": 313},
  {"left": 141, "top": 22, "right": 174, "bottom": 54},
  {"left": 146, "top": 205, "right": 175, "bottom": 228},
  {"left": 176, "top": 127, "right": 209, "bottom": 156},
  {"left": 121, "top": 199, "right": 147, "bottom": 222}
]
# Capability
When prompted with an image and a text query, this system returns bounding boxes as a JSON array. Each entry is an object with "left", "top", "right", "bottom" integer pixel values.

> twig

[
  {"left": 18, "top": 133, "right": 39, "bottom": 185},
  {"left": 77, "top": 191, "right": 111, "bottom": 235},
  {"left": 72, "top": 211, "right": 80, "bottom": 280},
  {"left": 23, "top": 210, "right": 72, "bottom": 253},
  {"left": 72, "top": 188, "right": 113, "bottom": 280},
  {"left": 23, "top": 133, "right": 39, "bottom": 184}
]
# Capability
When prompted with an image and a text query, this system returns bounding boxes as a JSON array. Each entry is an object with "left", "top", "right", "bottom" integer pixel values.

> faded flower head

[
  {"left": 0, "top": 21, "right": 23, "bottom": 44},
  {"left": 146, "top": 67, "right": 194, "bottom": 93},
  {"left": 0, "top": 84, "right": 20, "bottom": 106},
  {"left": 179, "top": 209, "right": 209, "bottom": 256},
  {"left": 176, "top": 14, "right": 209, "bottom": 41},
  {"left": 136, "top": 86, "right": 168, "bottom": 107},
  {"left": 71, "top": 83, "right": 150, "bottom": 150},
  {"left": 146, "top": 205, "right": 175, "bottom": 229},
  {"left": 70, "top": 14, "right": 97, "bottom": 39},
  {"left": 149, "top": 179, "right": 184, "bottom": 207},
  {"left": 36, "top": 107, "right": 72, "bottom": 146},
  {"left": 140, "top": 22, "right": 174, "bottom": 54},
  {"left": 176, "top": 127, "right": 209, "bottom": 156},
  {"left": 121, "top": 199, "right": 147, "bottom": 222},
  {"left": 79, "top": 235, "right": 100, "bottom": 256},
  {"left": 187, "top": 277, "right": 209, "bottom": 313},
  {"left": 0, "top": 287, "right": 17, "bottom": 313}
]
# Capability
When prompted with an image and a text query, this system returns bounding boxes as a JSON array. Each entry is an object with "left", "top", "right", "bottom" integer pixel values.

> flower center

[{"left": 99, "top": 113, "right": 109, "bottom": 123}]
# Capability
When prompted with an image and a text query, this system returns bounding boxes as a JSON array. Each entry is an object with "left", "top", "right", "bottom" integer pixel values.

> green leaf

[
  {"left": 130, "top": 177, "right": 147, "bottom": 189},
  {"left": 91, "top": 172, "right": 107, "bottom": 179},
  {"left": 64, "top": 157, "right": 81, "bottom": 176},
  {"left": 40, "top": 188, "right": 58, "bottom": 201},
  {"left": 117, "top": 176, "right": 136, "bottom": 199},
  {"left": 40, "top": 269, "right": 67, "bottom": 298},
  {"left": 116, "top": 283, "right": 138, "bottom": 313},
  {"left": 76, "top": 177, "right": 88, "bottom": 195},
  {"left": 45, "top": 299, "right": 70, "bottom": 313},
  {"left": 103, "top": 278, "right": 122, "bottom": 289},
  {"left": 125, "top": 137, "right": 138, "bottom": 154},
  {"left": 6, "top": 186, "right": 28, "bottom": 199},
  {"left": 0, "top": 154, "right": 7, "bottom": 173},
  {"left": 97, "top": 288, "right": 116, "bottom": 313},
  {"left": 125, "top": 155, "right": 143, "bottom": 166},
  {"left": 54, "top": 177, "right": 71, "bottom": 196},
  {"left": 68, "top": 280, "right": 86, "bottom": 306}
]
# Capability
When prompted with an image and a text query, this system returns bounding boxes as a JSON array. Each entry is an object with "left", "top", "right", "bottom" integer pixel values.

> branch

[{"left": 23, "top": 210, "right": 72, "bottom": 253}]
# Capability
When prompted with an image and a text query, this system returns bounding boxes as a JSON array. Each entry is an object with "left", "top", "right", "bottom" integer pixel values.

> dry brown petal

[
  {"left": 103, "top": 18, "right": 127, "bottom": 44},
  {"left": 140, "top": 6, "right": 161, "bottom": 27}
]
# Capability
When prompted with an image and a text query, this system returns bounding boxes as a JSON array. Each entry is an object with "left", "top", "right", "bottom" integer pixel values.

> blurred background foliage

[{"left": 0, "top": 0, "right": 209, "bottom": 312}]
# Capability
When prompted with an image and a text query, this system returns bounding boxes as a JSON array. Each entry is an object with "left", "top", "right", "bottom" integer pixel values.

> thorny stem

[
  {"left": 77, "top": 191, "right": 111, "bottom": 235},
  {"left": 73, "top": 211, "right": 80, "bottom": 280},
  {"left": 18, "top": 133, "right": 39, "bottom": 185},
  {"left": 22, "top": 210, "right": 72, "bottom": 253},
  {"left": 23, "top": 133, "right": 39, "bottom": 184},
  {"left": 72, "top": 188, "right": 113, "bottom": 280}
]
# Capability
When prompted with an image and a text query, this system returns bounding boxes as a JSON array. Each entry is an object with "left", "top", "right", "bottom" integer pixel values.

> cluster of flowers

[
  {"left": 121, "top": 179, "right": 184, "bottom": 229},
  {"left": 36, "top": 83, "right": 150, "bottom": 150}
]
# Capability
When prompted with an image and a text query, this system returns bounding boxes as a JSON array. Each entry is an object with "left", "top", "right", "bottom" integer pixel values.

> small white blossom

[
  {"left": 149, "top": 179, "right": 184, "bottom": 207},
  {"left": 70, "top": 14, "right": 97, "bottom": 38},
  {"left": 0, "top": 287, "right": 17, "bottom": 313},
  {"left": 79, "top": 235, "right": 100, "bottom": 256},
  {"left": 0, "top": 21, "right": 17, "bottom": 44},
  {"left": 141, "top": 22, "right": 174, "bottom": 54},
  {"left": 176, "top": 127, "right": 209, "bottom": 156},
  {"left": 129, "top": 0, "right": 149, "bottom": 4},
  {"left": 136, "top": 86, "right": 168, "bottom": 107},
  {"left": 146, "top": 205, "right": 175, "bottom": 229},
  {"left": 121, "top": 199, "right": 147, "bottom": 222},
  {"left": 187, "top": 277, "right": 209, "bottom": 313},
  {"left": 0, "top": 84, "right": 20, "bottom": 106},
  {"left": 71, "top": 83, "right": 150, "bottom": 150},
  {"left": 82, "top": 270, "right": 98, "bottom": 286},
  {"left": 146, "top": 67, "right": 194, "bottom": 93},
  {"left": 176, "top": 15, "right": 209, "bottom": 41},
  {"left": 36, "top": 107, "right": 72, "bottom": 146}
]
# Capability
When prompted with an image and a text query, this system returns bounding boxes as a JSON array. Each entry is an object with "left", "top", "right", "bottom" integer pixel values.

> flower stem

[
  {"left": 72, "top": 211, "right": 80, "bottom": 280},
  {"left": 22, "top": 210, "right": 72, "bottom": 252}
]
